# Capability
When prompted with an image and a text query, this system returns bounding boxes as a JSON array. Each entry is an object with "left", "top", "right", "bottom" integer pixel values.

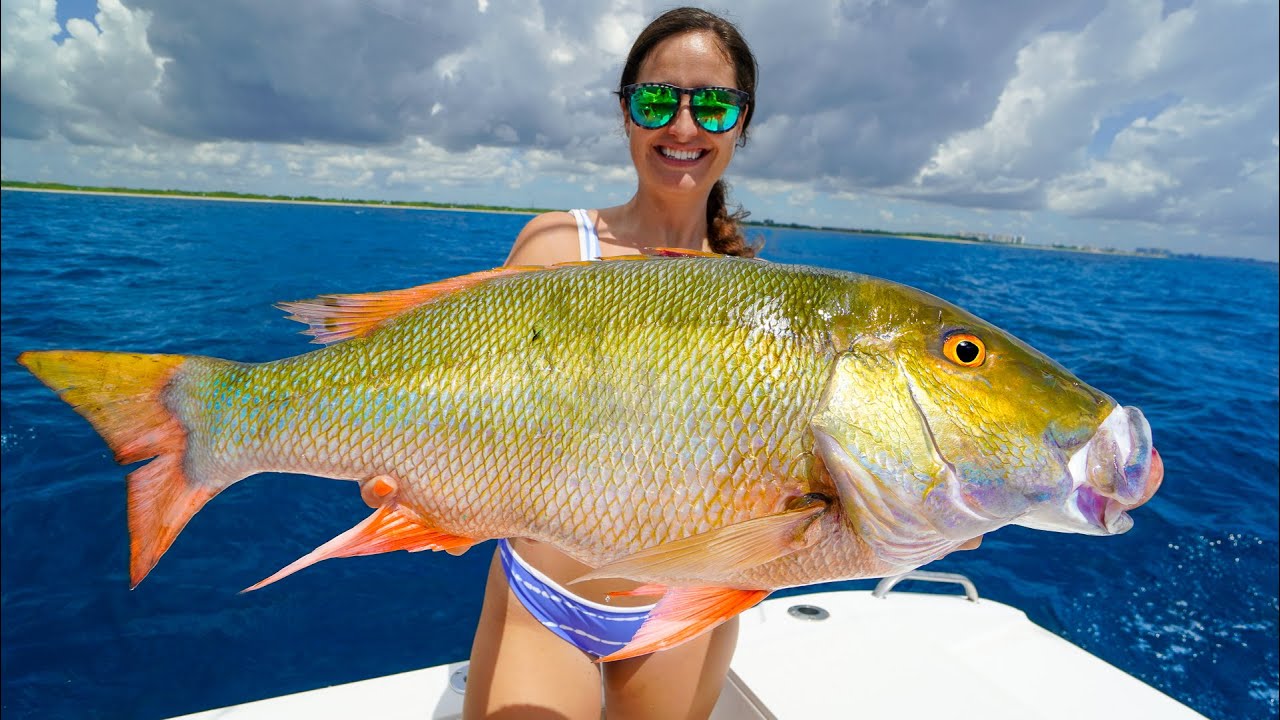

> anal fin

[
  {"left": 597, "top": 586, "right": 769, "bottom": 662},
  {"left": 242, "top": 503, "right": 477, "bottom": 592}
]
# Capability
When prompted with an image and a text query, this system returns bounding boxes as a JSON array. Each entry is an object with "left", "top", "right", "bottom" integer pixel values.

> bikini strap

[{"left": 570, "top": 208, "right": 601, "bottom": 261}]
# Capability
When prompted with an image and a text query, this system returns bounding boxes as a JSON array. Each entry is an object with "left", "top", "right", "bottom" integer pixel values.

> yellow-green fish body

[{"left": 19, "top": 254, "right": 1163, "bottom": 660}]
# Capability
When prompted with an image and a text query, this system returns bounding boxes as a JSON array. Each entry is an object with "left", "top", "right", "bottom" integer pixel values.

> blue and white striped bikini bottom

[{"left": 498, "top": 539, "right": 655, "bottom": 658}]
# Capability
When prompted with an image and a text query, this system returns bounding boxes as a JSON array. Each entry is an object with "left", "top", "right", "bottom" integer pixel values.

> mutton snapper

[{"left": 17, "top": 251, "right": 1163, "bottom": 661}]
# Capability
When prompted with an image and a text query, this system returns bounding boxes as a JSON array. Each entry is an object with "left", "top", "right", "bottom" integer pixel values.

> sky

[{"left": 1, "top": 0, "right": 1277, "bottom": 260}]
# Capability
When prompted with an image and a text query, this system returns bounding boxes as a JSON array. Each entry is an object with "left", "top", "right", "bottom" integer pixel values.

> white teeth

[{"left": 660, "top": 147, "right": 703, "bottom": 161}]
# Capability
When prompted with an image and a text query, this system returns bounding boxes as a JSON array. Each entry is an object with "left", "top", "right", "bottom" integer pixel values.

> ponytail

[{"left": 706, "top": 179, "right": 758, "bottom": 258}]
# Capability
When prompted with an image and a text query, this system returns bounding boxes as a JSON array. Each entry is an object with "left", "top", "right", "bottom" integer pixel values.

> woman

[{"left": 463, "top": 8, "right": 759, "bottom": 719}]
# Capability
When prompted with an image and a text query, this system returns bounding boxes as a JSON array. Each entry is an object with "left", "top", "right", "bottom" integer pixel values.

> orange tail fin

[{"left": 18, "top": 350, "right": 228, "bottom": 587}]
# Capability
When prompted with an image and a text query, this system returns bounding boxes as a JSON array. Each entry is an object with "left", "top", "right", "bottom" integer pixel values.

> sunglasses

[{"left": 620, "top": 83, "right": 751, "bottom": 134}]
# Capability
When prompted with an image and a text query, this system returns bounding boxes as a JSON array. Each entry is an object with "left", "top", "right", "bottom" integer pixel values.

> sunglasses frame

[{"left": 619, "top": 82, "right": 751, "bottom": 134}]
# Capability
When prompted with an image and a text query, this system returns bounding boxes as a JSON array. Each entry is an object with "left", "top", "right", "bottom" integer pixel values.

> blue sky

[
  {"left": 50, "top": 0, "right": 97, "bottom": 41},
  {"left": 2, "top": 0, "right": 1277, "bottom": 260}
]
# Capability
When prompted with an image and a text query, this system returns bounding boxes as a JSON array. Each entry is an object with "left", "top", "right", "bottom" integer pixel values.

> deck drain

[
  {"left": 786, "top": 604, "right": 830, "bottom": 621},
  {"left": 449, "top": 664, "right": 469, "bottom": 694}
]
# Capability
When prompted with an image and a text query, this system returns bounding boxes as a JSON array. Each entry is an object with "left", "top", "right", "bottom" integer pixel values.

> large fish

[{"left": 18, "top": 252, "right": 1163, "bottom": 661}]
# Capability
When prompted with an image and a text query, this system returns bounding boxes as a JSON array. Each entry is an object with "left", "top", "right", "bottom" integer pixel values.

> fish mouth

[
  {"left": 1063, "top": 405, "right": 1163, "bottom": 534},
  {"left": 1015, "top": 405, "right": 1162, "bottom": 536},
  {"left": 1071, "top": 446, "right": 1164, "bottom": 533}
]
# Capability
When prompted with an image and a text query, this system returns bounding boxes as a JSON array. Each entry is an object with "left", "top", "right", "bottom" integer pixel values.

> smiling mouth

[{"left": 658, "top": 146, "right": 707, "bottom": 162}]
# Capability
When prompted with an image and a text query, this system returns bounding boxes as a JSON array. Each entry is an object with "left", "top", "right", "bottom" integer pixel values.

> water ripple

[{"left": 2, "top": 191, "right": 1276, "bottom": 720}]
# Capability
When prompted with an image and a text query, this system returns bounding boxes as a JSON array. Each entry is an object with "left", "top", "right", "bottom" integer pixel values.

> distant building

[{"left": 958, "top": 231, "right": 1026, "bottom": 245}]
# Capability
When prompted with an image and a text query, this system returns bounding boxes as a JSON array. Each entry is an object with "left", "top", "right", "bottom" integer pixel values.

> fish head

[{"left": 811, "top": 278, "right": 1163, "bottom": 569}]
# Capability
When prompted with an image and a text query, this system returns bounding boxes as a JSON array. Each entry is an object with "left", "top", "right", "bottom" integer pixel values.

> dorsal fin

[
  {"left": 641, "top": 247, "right": 725, "bottom": 258},
  {"left": 278, "top": 251, "right": 728, "bottom": 345},
  {"left": 277, "top": 265, "right": 540, "bottom": 344}
]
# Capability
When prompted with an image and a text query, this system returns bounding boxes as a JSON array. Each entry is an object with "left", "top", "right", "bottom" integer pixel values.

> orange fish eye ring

[{"left": 943, "top": 333, "right": 986, "bottom": 367}]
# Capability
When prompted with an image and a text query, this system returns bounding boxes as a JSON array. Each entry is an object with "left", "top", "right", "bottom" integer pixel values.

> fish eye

[{"left": 943, "top": 333, "right": 986, "bottom": 367}]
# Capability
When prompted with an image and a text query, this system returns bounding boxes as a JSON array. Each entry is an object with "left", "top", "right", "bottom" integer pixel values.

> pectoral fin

[
  {"left": 597, "top": 586, "right": 769, "bottom": 662},
  {"left": 242, "top": 503, "right": 478, "bottom": 592},
  {"left": 574, "top": 494, "right": 829, "bottom": 585}
]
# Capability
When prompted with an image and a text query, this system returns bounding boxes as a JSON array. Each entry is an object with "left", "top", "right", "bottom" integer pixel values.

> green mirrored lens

[
  {"left": 691, "top": 88, "right": 742, "bottom": 133},
  {"left": 626, "top": 85, "right": 746, "bottom": 133},
  {"left": 630, "top": 86, "right": 678, "bottom": 128}
]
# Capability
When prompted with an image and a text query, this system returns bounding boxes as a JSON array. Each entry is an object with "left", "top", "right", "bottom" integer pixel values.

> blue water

[{"left": 1, "top": 189, "right": 1276, "bottom": 719}]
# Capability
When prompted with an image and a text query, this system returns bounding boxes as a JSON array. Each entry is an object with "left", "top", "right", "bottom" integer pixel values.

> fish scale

[
  {"left": 197, "top": 263, "right": 807, "bottom": 554},
  {"left": 19, "top": 254, "right": 1163, "bottom": 661}
]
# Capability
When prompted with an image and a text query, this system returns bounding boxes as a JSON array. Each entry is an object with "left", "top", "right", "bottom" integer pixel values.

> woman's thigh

[
  {"left": 601, "top": 618, "right": 738, "bottom": 720},
  {"left": 462, "top": 549, "right": 603, "bottom": 720}
]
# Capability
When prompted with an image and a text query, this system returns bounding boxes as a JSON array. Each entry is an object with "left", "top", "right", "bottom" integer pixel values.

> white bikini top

[{"left": 570, "top": 208, "right": 601, "bottom": 261}]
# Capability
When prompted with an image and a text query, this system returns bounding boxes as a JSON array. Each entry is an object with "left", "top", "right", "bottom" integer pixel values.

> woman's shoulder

[{"left": 506, "top": 210, "right": 588, "bottom": 266}]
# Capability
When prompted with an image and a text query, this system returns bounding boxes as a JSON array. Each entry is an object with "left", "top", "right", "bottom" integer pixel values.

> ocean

[{"left": 1, "top": 189, "right": 1276, "bottom": 719}]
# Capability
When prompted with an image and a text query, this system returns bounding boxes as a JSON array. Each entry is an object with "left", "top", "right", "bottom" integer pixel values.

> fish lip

[
  {"left": 1063, "top": 405, "right": 1162, "bottom": 534},
  {"left": 1071, "top": 485, "right": 1134, "bottom": 534}
]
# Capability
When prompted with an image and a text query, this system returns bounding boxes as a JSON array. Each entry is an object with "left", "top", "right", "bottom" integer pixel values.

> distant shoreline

[
  {"left": 3, "top": 183, "right": 987, "bottom": 246},
  {"left": 0, "top": 184, "right": 544, "bottom": 216},
  {"left": 1, "top": 181, "right": 1167, "bottom": 259}
]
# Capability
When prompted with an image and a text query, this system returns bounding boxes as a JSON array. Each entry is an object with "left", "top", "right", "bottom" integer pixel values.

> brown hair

[{"left": 619, "top": 7, "right": 758, "bottom": 257}]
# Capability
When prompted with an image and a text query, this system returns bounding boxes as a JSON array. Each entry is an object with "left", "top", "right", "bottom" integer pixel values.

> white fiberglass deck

[{"left": 170, "top": 575, "right": 1204, "bottom": 719}]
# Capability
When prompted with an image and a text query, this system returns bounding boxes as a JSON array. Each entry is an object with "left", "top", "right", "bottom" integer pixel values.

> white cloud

[
  {"left": 1, "top": 0, "right": 163, "bottom": 142},
  {"left": 1, "top": 0, "right": 1276, "bottom": 259},
  {"left": 908, "top": 0, "right": 1277, "bottom": 248},
  {"left": 1047, "top": 159, "right": 1178, "bottom": 215}
]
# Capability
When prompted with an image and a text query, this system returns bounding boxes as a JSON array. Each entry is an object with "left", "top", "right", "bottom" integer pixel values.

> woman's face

[{"left": 625, "top": 31, "right": 745, "bottom": 198}]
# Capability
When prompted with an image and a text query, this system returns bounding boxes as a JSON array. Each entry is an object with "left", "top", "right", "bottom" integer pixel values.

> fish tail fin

[{"left": 18, "top": 350, "right": 227, "bottom": 587}]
